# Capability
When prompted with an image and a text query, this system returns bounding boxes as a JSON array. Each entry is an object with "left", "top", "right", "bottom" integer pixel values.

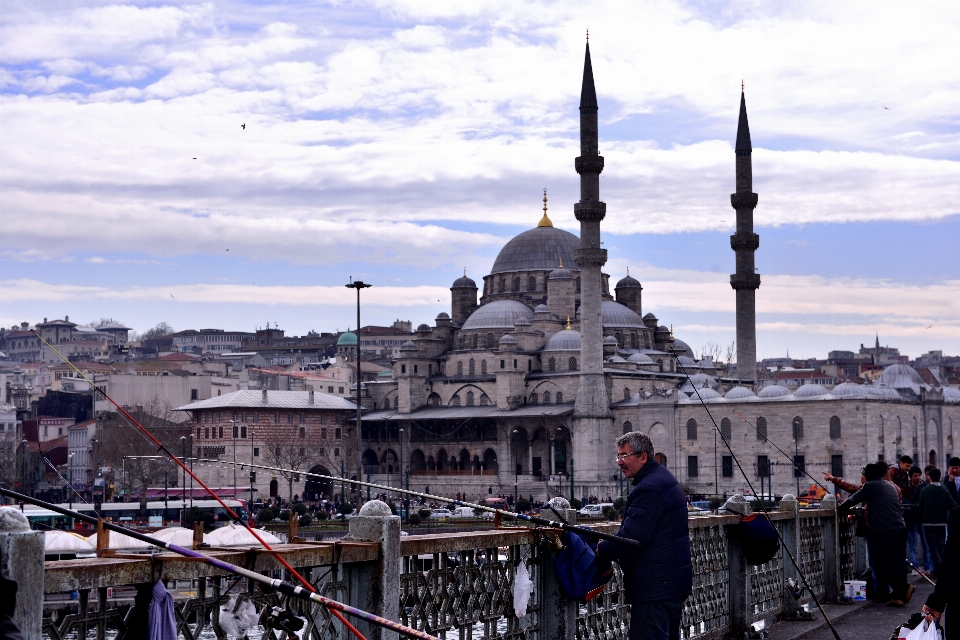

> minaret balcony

[
  {"left": 730, "top": 274, "right": 761, "bottom": 290},
  {"left": 575, "top": 156, "right": 605, "bottom": 175},
  {"left": 729, "top": 233, "right": 760, "bottom": 252},
  {"left": 573, "top": 201, "right": 606, "bottom": 222},
  {"left": 575, "top": 247, "right": 608, "bottom": 268},
  {"left": 730, "top": 192, "right": 759, "bottom": 209}
]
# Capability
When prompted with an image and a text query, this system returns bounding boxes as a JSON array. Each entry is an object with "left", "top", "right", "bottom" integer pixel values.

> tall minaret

[
  {"left": 573, "top": 36, "right": 613, "bottom": 492},
  {"left": 730, "top": 86, "right": 760, "bottom": 383}
]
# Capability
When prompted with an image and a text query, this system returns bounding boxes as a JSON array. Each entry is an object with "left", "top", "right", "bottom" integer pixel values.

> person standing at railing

[
  {"left": 916, "top": 468, "right": 957, "bottom": 579},
  {"left": 596, "top": 432, "right": 692, "bottom": 640}
]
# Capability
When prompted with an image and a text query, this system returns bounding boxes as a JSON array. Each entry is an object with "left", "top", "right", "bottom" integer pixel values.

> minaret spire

[
  {"left": 730, "top": 87, "right": 760, "bottom": 383},
  {"left": 573, "top": 37, "right": 612, "bottom": 494}
]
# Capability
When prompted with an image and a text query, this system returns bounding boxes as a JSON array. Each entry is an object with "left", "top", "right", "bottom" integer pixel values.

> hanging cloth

[{"left": 148, "top": 580, "right": 178, "bottom": 640}]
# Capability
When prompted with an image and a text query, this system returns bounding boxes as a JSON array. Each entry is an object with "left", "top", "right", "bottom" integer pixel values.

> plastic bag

[
  {"left": 219, "top": 596, "right": 259, "bottom": 639},
  {"left": 903, "top": 618, "right": 942, "bottom": 640},
  {"left": 513, "top": 561, "right": 533, "bottom": 618}
]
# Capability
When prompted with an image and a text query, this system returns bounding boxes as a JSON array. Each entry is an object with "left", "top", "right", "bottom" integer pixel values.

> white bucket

[{"left": 843, "top": 580, "right": 867, "bottom": 601}]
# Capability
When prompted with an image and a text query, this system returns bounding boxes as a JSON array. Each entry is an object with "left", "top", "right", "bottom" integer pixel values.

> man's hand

[
  {"left": 823, "top": 472, "right": 837, "bottom": 484},
  {"left": 922, "top": 604, "right": 941, "bottom": 622}
]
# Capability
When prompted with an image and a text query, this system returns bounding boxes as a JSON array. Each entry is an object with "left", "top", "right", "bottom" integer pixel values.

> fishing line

[
  {"left": 672, "top": 351, "right": 843, "bottom": 640},
  {"left": 41, "top": 455, "right": 88, "bottom": 503},
  {"left": 729, "top": 408, "right": 832, "bottom": 493},
  {"left": 188, "top": 457, "right": 638, "bottom": 547},
  {"left": 0, "top": 488, "right": 431, "bottom": 640},
  {"left": 30, "top": 332, "right": 367, "bottom": 640}
]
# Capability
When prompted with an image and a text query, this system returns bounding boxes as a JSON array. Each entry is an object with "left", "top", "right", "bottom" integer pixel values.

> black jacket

[
  {"left": 596, "top": 459, "right": 692, "bottom": 603},
  {"left": 926, "top": 506, "right": 959, "bottom": 627},
  {"left": 946, "top": 476, "right": 960, "bottom": 504}
]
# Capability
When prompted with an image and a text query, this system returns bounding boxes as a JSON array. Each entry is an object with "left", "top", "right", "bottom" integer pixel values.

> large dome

[
  {"left": 490, "top": 226, "right": 580, "bottom": 274},
  {"left": 880, "top": 363, "right": 925, "bottom": 394},
  {"left": 461, "top": 299, "right": 535, "bottom": 331}
]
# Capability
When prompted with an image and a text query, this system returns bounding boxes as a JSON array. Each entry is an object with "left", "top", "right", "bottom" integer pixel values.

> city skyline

[{"left": 2, "top": 1, "right": 958, "bottom": 359}]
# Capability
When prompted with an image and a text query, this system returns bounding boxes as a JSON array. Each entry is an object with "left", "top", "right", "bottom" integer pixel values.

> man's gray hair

[{"left": 616, "top": 431, "right": 654, "bottom": 458}]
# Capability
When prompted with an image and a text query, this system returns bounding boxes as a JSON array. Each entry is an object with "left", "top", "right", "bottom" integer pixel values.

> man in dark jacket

[
  {"left": 947, "top": 457, "right": 960, "bottom": 504},
  {"left": 596, "top": 432, "right": 692, "bottom": 640},
  {"left": 917, "top": 468, "right": 958, "bottom": 578},
  {"left": 840, "top": 462, "right": 913, "bottom": 605},
  {"left": 923, "top": 505, "right": 960, "bottom": 639}
]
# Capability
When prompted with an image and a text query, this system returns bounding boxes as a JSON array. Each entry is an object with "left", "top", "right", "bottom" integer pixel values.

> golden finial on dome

[
  {"left": 566, "top": 316, "right": 572, "bottom": 330},
  {"left": 559, "top": 258, "right": 563, "bottom": 268},
  {"left": 464, "top": 267, "right": 467, "bottom": 277},
  {"left": 670, "top": 324, "right": 674, "bottom": 339},
  {"left": 627, "top": 266, "right": 630, "bottom": 277},
  {"left": 538, "top": 188, "right": 553, "bottom": 227}
]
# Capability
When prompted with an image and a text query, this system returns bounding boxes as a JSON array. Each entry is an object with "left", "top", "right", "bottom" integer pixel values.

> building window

[
  {"left": 543, "top": 391, "right": 551, "bottom": 403},
  {"left": 481, "top": 360, "right": 487, "bottom": 374},
  {"left": 253, "top": 412, "right": 259, "bottom": 423},
  {"left": 321, "top": 428, "right": 327, "bottom": 439},
  {"left": 205, "top": 427, "right": 210, "bottom": 439},
  {"left": 528, "top": 276, "right": 536, "bottom": 291},
  {"left": 831, "top": 454, "right": 843, "bottom": 478},
  {"left": 457, "top": 361, "right": 463, "bottom": 376},
  {"left": 300, "top": 427, "right": 305, "bottom": 439},
  {"left": 531, "top": 392, "right": 539, "bottom": 404},
  {"left": 487, "top": 333, "right": 495, "bottom": 348},
  {"left": 757, "top": 417, "right": 768, "bottom": 442},
  {"left": 469, "top": 359, "right": 475, "bottom": 375},
  {"left": 623, "top": 420, "right": 633, "bottom": 434},
  {"left": 720, "top": 418, "right": 731, "bottom": 442},
  {"left": 794, "top": 455, "right": 806, "bottom": 477},
  {"left": 335, "top": 428, "right": 341, "bottom": 439},
  {"left": 829, "top": 416, "right": 841, "bottom": 439},
  {"left": 190, "top": 389, "right": 198, "bottom": 400},
  {"left": 451, "top": 395, "right": 461, "bottom": 406},
  {"left": 687, "top": 456, "right": 698, "bottom": 478},
  {"left": 328, "top": 385, "right": 334, "bottom": 392},
  {"left": 250, "top": 471, "right": 256, "bottom": 483},
  {"left": 792, "top": 416, "right": 804, "bottom": 440},
  {"left": 500, "top": 359, "right": 505, "bottom": 369},
  {"left": 334, "top": 447, "right": 340, "bottom": 456},
  {"left": 722, "top": 456, "right": 733, "bottom": 477},
  {"left": 240, "top": 426, "right": 246, "bottom": 439},
  {"left": 569, "top": 357, "right": 577, "bottom": 371},
  {"left": 401, "top": 365, "right": 406, "bottom": 374},
  {"left": 624, "top": 388, "right": 631, "bottom": 400},
  {"left": 241, "top": 411, "right": 246, "bottom": 422},
  {"left": 576, "top": 277, "right": 581, "bottom": 293},
  {"left": 196, "top": 427, "right": 201, "bottom": 439},
  {"left": 548, "top": 358, "right": 556, "bottom": 372},
  {"left": 556, "top": 392, "right": 562, "bottom": 403},
  {"left": 299, "top": 412, "right": 305, "bottom": 423},
  {"left": 233, "top": 425, "right": 239, "bottom": 438},
  {"left": 472, "top": 335, "right": 479, "bottom": 349},
  {"left": 338, "top": 386, "right": 344, "bottom": 393},
  {"left": 514, "top": 276, "right": 521, "bottom": 291},
  {"left": 686, "top": 419, "right": 698, "bottom": 440},
  {"left": 465, "top": 391, "right": 474, "bottom": 406},
  {"left": 274, "top": 412, "right": 280, "bottom": 423},
  {"left": 254, "top": 447, "right": 260, "bottom": 457},
  {"left": 287, "top": 412, "right": 293, "bottom": 423},
  {"left": 218, "top": 426, "right": 223, "bottom": 438},
  {"left": 751, "top": 455, "right": 770, "bottom": 480}
]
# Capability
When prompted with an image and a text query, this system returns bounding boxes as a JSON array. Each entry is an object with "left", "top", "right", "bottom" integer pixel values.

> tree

[
  {"left": 82, "top": 318, "right": 127, "bottom": 329},
  {"left": 137, "top": 322, "right": 175, "bottom": 342},
  {"left": 699, "top": 342, "right": 721, "bottom": 363},
  {"left": 724, "top": 340, "right": 737, "bottom": 372},
  {"left": 263, "top": 426, "right": 318, "bottom": 502}
]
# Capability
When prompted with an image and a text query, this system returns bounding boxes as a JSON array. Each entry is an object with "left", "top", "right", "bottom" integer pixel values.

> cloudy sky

[{"left": 1, "top": 0, "right": 958, "bottom": 360}]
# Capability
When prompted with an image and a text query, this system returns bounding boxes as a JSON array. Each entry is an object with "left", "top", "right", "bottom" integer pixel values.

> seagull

[
  {"left": 926, "top": 325, "right": 933, "bottom": 329},
  {"left": 241, "top": 123, "right": 246, "bottom": 130},
  {"left": 883, "top": 107, "right": 889, "bottom": 110},
  {"left": 192, "top": 157, "right": 197, "bottom": 160},
  {"left": 170, "top": 294, "right": 175, "bottom": 299}
]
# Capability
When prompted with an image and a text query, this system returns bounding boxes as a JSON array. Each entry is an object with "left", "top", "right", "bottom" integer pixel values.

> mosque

[{"left": 355, "top": 42, "right": 960, "bottom": 502}]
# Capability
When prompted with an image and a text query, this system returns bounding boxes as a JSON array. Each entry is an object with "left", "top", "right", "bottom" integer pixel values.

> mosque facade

[{"left": 356, "top": 44, "right": 960, "bottom": 503}]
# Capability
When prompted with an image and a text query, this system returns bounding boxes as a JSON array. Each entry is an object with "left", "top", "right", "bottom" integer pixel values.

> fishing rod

[
  {"left": 26, "top": 333, "right": 361, "bottom": 636},
  {"left": 672, "top": 351, "right": 843, "bottom": 640},
  {"left": 0, "top": 488, "right": 437, "bottom": 640},
  {"left": 729, "top": 409, "right": 832, "bottom": 493},
  {"left": 905, "top": 558, "right": 936, "bottom": 586},
  {"left": 190, "top": 457, "right": 639, "bottom": 548}
]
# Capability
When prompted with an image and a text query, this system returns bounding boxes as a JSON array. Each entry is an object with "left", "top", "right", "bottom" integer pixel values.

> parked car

[
  {"left": 451, "top": 506, "right": 479, "bottom": 519},
  {"left": 429, "top": 508, "right": 453, "bottom": 520},
  {"left": 578, "top": 503, "right": 613, "bottom": 518}
]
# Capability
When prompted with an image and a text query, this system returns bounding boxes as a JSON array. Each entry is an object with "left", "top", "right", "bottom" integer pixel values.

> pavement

[{"left": 764, "top": 575, "right": 937, "bottom": 640}]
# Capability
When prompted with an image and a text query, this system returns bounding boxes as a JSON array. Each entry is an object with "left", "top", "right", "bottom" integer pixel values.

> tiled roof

[
  {"left": 357, "top": 403, "right": 574, "bottom": 421},
  {"left": 176, "top": 390, "right": 356, "bottom": 412}
]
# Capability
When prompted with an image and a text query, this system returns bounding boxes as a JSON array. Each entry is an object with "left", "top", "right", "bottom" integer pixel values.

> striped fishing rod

[
  {"left": 0, "top": 488, "right": 438, "bottom": 640},
  {"left": 190, "top": 457, "right": 639, "bottom": 548},
  {"left": 29, "top": 332, "right": 366, "bottom": 640}
]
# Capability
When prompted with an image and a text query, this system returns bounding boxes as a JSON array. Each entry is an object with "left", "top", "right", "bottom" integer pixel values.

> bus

[{"left": 19, "top": 499, "right": 248, "bottom": 532}]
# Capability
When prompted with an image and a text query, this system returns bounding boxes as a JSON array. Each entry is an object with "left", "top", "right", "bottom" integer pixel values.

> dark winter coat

[
  {"left": 596, "top": 459, "right": 693, "bottom": 603},
  {"left": 917, "top": 483, "right": 958, "bottom": 525}
]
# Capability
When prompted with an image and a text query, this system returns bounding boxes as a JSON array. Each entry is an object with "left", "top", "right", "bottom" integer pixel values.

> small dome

[
  {"left": 687, "top": 373, "right": 716, "bottom": 389},
  {"left": 515, "top": 317, "right": 532, "bottom": 327},
  {"left": 549, "top": 266, "right": 574, "bottom": 280},
  {"left": 692, "top": 387, "right": 721, "bottom": 400},
  {"left": 865, "top": 385, "right": 903, "bottom": 400},
  {"left": 601, "top": 300, "right": 645, "bottom": 329},
  {"left": 461, "top": 300, "right": 534, "bottom": 331},
  {"left": 942, "top": 387, "right": 960, "bottom": 403},
  {"left": 544, "top": 329, "right": 581, "bottom": 351},
  {"left": 880, "top": 363, "right": 925, "bottom": 394},
  {"left": 336, "top": 332, "right": 357, "bottom": 346},
  {"left": 627, "top": 352, "right": 654, "bottom": 365},
  {"left": 603, "top": 335, "right": 619, "bottom": 345},
  {"left": 615, "top": 273, "right": 642, "bottom": 289},
  {"left": 671, "top": 339, "right": 694, "bottom": 357},
  {"left": 607, "top": 355, "right": 627, "bottom": 363},
  {"left": 725, "top": 386, "right": 757, "bottom": 399},
  {"left": 794, "top": 383, "right": 828, "bottom": 398},
  {"left": 758, "top": 384, "right": 792, "bottom": 398},
  {"left": 677, "top": 355, "right": 697, "bottom": 367},
  {"left": 452, "top": 274, "right": 477, "bottom": 288},
  {"left": 643, "top": 313, "right": 657, "bottom": 320},
  {"left": 436, "top": 312, "right": 450, "bottom": 319},
  {"left": 499, "top": 334, "right": 518, "bottom": 345},
  {"left": 416, "top": 323, "right": 431, "bottom": 332},
  {"left": 535, "top": 304, "right": 551, "bottom": 314},
  {"left": 831, "top": 382, "right": 866, "bottom": 397},
  {"left": 491, "top": 226, "right": 580, "bottom": 274},
  {"left": 399, "top": 341, "right": 417, "bottom": 351}
]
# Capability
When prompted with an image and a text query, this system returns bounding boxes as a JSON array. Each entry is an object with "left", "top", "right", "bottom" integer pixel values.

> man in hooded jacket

[{"left": 597, "top": 431, "right": 692, "bottom": 640}]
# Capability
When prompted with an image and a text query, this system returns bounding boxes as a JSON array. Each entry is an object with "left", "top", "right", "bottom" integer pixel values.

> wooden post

[
  {"left": 95, "top": 518, "right": 110, "bottom": 556},
  {"left": 192, "top": 521, "right": 203, "bottom": 550},
  {"left": 288, "top": 511, "right": 300, "bottom": 542}
]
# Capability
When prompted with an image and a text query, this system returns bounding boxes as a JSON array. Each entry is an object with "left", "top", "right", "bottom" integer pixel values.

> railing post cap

[
  {"left": 779, "top": 494, "right": 798, "bottom": 512},
  {"left": 722, "top": 494, "right": 750, "bottom": 515},
  {"left": 359, "top": 500, "right": 393, "bottom": 516},
  {"left": 0, "top": 507, "right": 30, "bottom": 532},
  {"left": 821, "top": 494, "right": 838, "bottom": 508}
]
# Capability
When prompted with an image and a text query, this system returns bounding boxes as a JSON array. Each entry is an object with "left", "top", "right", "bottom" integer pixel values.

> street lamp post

[
  {"left": 345, "top": 278, "right": 372, "bottom": 503},
  {"left": 67, "top": 453, "right": 75, "bottom": 511},
  {"left": 179, "top": 436, "right": 187, "bottom": 504},
  {"left": 512, "top": 429, "right": 521, "bottom": 512},
  {"left": 189, "top": 433, "right": 195, "bottom": 508},
  {"left": 229, "top": 419, "right": 239, "bottom": 498},
  {"left": 19, "top": 439, "right": 28, "bottom": 497},
  {"left": 398, "top": 428, "right": 405, "bottom": 518}
]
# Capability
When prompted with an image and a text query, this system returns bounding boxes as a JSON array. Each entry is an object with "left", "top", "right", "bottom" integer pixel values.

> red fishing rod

[{"left": 31, "top": 332, "right": 367, "bottom": 640}]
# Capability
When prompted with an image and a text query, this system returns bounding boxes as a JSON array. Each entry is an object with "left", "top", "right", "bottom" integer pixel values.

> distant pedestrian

[
  {"left": 923, "top": 505, "right": 960, "bottom": 639},
  {"left": 596, "top": 432, "right": 692, "bottom": 640},
  {"left": 839, "top": 462, "right": 913, "bottom": 606},
  {"left": 947, "top": 457, "right": 960, "bottom": 504},
  {"left": 917, "top": 468, "right": 957, "bottom": 578}
]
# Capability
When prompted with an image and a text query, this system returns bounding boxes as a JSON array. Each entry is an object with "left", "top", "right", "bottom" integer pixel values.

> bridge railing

[{"left": 8, "top": 495, "right": 864, "bottom": 640}]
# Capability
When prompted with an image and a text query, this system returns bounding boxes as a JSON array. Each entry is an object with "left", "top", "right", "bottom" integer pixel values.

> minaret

[
  {"left": 573, "top": 35, "right": 613, "bottom": 492},
  {"left": 730, "top": 85, "right": 760, "bottom": 383}
]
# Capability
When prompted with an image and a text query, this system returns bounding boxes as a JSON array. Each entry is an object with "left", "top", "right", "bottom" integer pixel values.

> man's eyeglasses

[{"left": 616, "top": 452, "right": 642, "bottom": 461}]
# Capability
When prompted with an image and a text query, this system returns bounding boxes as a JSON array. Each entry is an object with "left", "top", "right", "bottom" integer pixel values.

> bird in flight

[
  {"left": 241, "top": 123, "right": 246, "bottom": 130},
  {"left": 192, "top": 157, "right": 197, "bottom": 160},
  {"left": 926, "top": 325, "right": 933, "bottom": 329},
  {"left": 170, "top": 294, "right": 175, "bottom": 299},
  {"left": 883, "top": 107, "right": 889, "bottom": 110}
]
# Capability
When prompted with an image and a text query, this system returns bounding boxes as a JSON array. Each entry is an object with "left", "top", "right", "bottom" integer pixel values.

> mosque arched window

[
  {"left": 469, "top": 359, "right": 475, "bottom": 375},
  {"left": 615, "top": 332, "right": 623, "bottom": 346},
  {"left": 514, "top": 277, "right": 521, "bottom": 291},
  {"left": 623, "top": 421, "right": 633, "bottom": 434},
  {"left": 792, "top": 416, "right": 804, "bottom": 440},
  {"left": 686, "top": 419, "right": 698, "bottom": 440},
  {"left": 457, "top": 361, "right": 463, "bottom": 376},
  {"left": 756, "top": 417, "right": 768, "bottom": 442},
  {"left": 830, "top": 416, "right": 842, "bottom": 439},
  {"left": 631, "top": 334, "right": 638, "bottom": 348},
  {"left": 486, "top": 333, "right": 495, "bottom": 348},
  {"left": 555, "top": 392, "right": 562, "bottom": 403},
  {"left": 548, "top": 357, "right": 556, "bottom": 372},
  {"left": 657, "top": 359, "right": 664, "bottom": 372},
  {"left": 531, "top": 392, "right": 538, "bottom": 404},
  {"left": 498, "top": 279, "right": 505, "bottom": 293},
  {"left": 472, "top": 334, "right": 479, "bottom": 349},
  {"left": 528, "top": 276, "right": 536, "bottom": 291},
  {"left": 466, "top": 391, "right": 475, "bottom": 406},
  {"left": 576, "top": 277, "right": 581, "bottom": 293},
  {"left": 481, "top": 360, "right": 487, "bottom": 374},
  {"left": 543, "top": 391, "right": 551, "bottom": 404},
  {"left": 451, "top": 394, "right": 461, "bottom": 406},
  {"left": 720, "top": 418, "right": 731, "bottom": 441},
  {"left": 393, "top": 396, "right": 399, "bottom": 409},
  {"left": 480, "top": 393, "right": 490, "bottom": 405},
  {"left": 624, "top": 388, "right": 631, "bottom": 400},
  {"left": 568, "top": 357, "right": 577, "bottom": 371}
]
